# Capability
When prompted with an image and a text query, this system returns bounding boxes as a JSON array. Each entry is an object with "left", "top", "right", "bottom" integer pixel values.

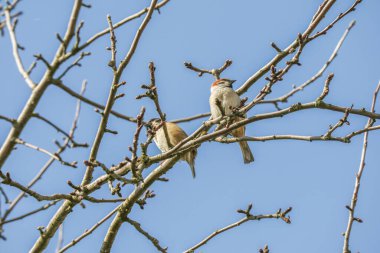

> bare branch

[
  {"left": 0, "top": 114, "right": 16, "bottom": 124},
  {"left": 1, "top": 172, "right": 73, "bottom": 202},
  {"left": 343, "top": 81, "right": 380, "bottom": 253},
  {"left": 236, "top": 0, "right": 361, "bottom": 95},
  {"left": 309, "top": 1, "right": 361, "bottom": 40},
  {"left": 317, "top": 73, "right": 334, "bottom": 101},
  {"left": 0, "top": 0, "right": 83, "bottom": 177},
  {"left": 0, "top": 81, "right": 86, "bottom": 224},
  {"left": 261, "top": 20, "right": 355, "bottom": 106},
  {"left": 137, "top": 62, "right": 172, "bottom": 147},
  {"left": 125, "top": 217, "right": 167, "bottom": 253},
  {"left": 323, "top": 106, "right": 352, "bottom": 139},
  {"left": 85, "top": 160, "right": 136, "bottom": 185},
  {"left": 64, "top": 0, "right": 170, "bottom": 59},
  {"left": 81, "top": 14, "right": 128, "bottom": 186},
  {"left": 184, "top": 59, "right": 232, "bottom": 79},
  {"left": 0, "top": 186, "right": 10, "bottom": 204},
  {"left": 4, "top": 8, "right": 36, "bottom": 89},
  {"left": 32, "top": 113, "right": 87, "bottom": 148},
  {"left": 33, "top": 53, "right": 51, "bottom": 69},
  {"left": 271, "top": 42, "right": 282, "bottom": 53},
  {"left": 58, "top": 206, "right": 119, "bottom": 253},
  {"left": 52, "top": 79, "right": 137, "bottom": 122},
  {"left": 56, "top": 51, "right": 91, "bottom": 80},
  {"left": 129, "top": 107, "right": 146, "bottom": 180},
  {"left": 32, "top": 2, "right": 162, "bottom": 250},
  {"left": 170, "top": 113, "right": 210, "bottom": 124},
  {"left": 0, "top": 200, "right": 60, "bottom": 225},
  {"left": 184, "top": 205, "right": 292, "bottom": 253},
  {"left": 14, "top": 138, "right": 77, "bottom": 168},
  {"left": 100, "top": 155, "right": 181, "bottom": 253},
  {"left": 243, "top": 34, "right": 306, "bottom": 112},
  {"left": 82, "top": 196, "right": 125, "bottom": 203},
  {"left": 0, "top": 2, "right": 369, "bottom": 252},
  {"left": 73, "top": 20, "right": 84, "bottom": 49},
  {"left": 136, "top": 190, "right": 156, "bottom": 210},
  {"left": 106, "top": 15, "right": 117, "bottom": 72}
]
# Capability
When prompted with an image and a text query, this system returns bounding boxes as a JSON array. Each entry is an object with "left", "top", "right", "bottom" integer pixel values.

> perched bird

[
  {"left": 209, "top": 78, "right": 254, "bottom": 164},
  {"left": 147, "top": 118, "right": 197, "bottom": 178}
]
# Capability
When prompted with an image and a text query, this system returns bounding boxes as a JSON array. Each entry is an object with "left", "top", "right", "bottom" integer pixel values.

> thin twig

[
  {"left": 52, "top": 79, "right": 137, "bottom": 122},
  {"left": 14, "top": 138, "right": 77, "bottom": 168},
  {"left": 137, "top": 62, "right": 172, "bottom": 147},
  {"left": 0, "top": 115, "right": 16, "bottom": 124},
  {"left": 62, "top": 0, "right": 171, "bottom": 61},
  {"left": 0, "top": 200, "right": 60, "bottom": 225},
  {"left": 130, "top": 107, "right": 146, "bottom": 180},
  {"left": 323, "top": 106, "right": 352, "bottom": 139},
  {"left": 56, "top": 51, "right": 91, "bottom": 80},
  {"left": 184, "top": 205, "right": 292, "bottom": 253},
  {"left": 170, "top": 113, "right": 210, "bottom": 123},
  {"left": 0, "top": 172, "right": 73, "bottom": 201},
  {"left": 125, "top": 217, "right": 167, "bottom": 253},
  {"left": 81, "top": 14, "right": 127, "bottom": 185},
  {"left": 58, "top": 206, "right": 119, "bottom": 253},
  {"left": 343, "top": 81, "right": 380, "bottom": 253},
  {"left": 317, "top": 73, "right": 334, "bottom": 101},
  {"left": 0, "top": 187, "right": 10, "bottom": 204},
  {"left": 32, "top": 113, "right": 87, "bottom": 148},
  {"left": 85, "top": 160, "right": 136, "bottom": 185},
  {"left": 0, "top": 81, "right": 86, "bottom": 223},
  {"left": 236, "top": 0, "right": 360, "bottom": 95},
  {"left": 184, "top": 59, "right": 232, "bottom": 79},
  {"left": 309, "top": 0, "right": 361, "bottom": 40},
  {"left": 82, "top": 196, "right": 125, "bottom": 203},
  {"left": 4, "top": 8, "right": 36, "bottom": 89},
  {"left": 243, "top": 34, "right": 306, "bottom": 113},
  {"left": 261, "top": 20, "right": 355, "bottom": 106}
]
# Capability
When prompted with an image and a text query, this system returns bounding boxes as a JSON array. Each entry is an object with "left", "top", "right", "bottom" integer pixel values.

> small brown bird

[
  {"left": 209, "top": 78, "right": 254, "bottom": 164},
  {"left": 148, "top": 118, "right": 197, "bottom": 178}
]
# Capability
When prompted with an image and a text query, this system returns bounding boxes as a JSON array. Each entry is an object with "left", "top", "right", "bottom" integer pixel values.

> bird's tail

[
  {"left": 239, "top": 141, "right": 254, "bottom": 164},
  {"left": 185, "top": 149, "right": 197, "bottom": 178}
]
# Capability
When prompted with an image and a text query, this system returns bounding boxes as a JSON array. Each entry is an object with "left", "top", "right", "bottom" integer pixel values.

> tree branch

[
  {"left": 58, "top": 206, "right": 119, "bottom": 253},
  {"left": 0, "top": 200, "right": 60, "bottom": 225},
  {"left": 52, "top": 79, "right": 137, "bottom": 122},
  {"left": 342, "top": 81, "right": 380, "bottom": 253},
  {"left": 125, "top": 217, "right": 167, "bottom": 253},
  {"left": 261, "top": 20, "right": 355, "bottom": 107},
  {"left": 184, "top": 59, "right": 232, "bottom": 79},
  {"left": 62, "top": 0, "right": 171, "bottom": 60},
  {"left": 32, "top": 113, "right": 87, "bottom": 148},
  {"left": 0, "top": 80, "right": 85, "bottom": 226},
  {"left": 14, "top": 138, "right": 77, "bottom": 168},
  {"left": 184, "top": 205, "right": 292, "bottom": 253},
  {"left": 31, "top": 1, "right": 161, "bottom": 250},
  {"left": 236, "top": 0, "right": 361, "bottom": 95},
  {"left": 4, "top": 7, "right": 36, "bottom": 89}
]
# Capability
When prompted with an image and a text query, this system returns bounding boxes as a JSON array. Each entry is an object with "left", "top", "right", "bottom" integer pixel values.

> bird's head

[
  {"left": 145, "top": 118, "right": 162, "bottom": 130},
  {"left": 211, "top": 78, "right": 236, "bottom": 91}
]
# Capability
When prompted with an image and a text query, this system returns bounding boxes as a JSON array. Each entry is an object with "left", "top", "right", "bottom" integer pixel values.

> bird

[
  {"left": 147, "top": 118, "right": 197, "bottom": 178},
  {"left": 209, "top": 78, "right": 254, "bottom": 164}
]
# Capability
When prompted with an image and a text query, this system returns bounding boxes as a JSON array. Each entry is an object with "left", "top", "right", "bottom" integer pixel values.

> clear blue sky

[{"left": 1, "top": 0, "right": 380, "bottom": 252}]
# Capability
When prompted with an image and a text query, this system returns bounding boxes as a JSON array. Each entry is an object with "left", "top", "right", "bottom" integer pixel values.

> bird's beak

[{"left": 230, "top": 80, "right": 236, "bottom": 84}]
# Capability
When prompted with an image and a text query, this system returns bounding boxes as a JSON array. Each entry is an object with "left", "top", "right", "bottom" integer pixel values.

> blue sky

[{"left": 1, "top": 0, "right": 380, "bottom": 252}]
